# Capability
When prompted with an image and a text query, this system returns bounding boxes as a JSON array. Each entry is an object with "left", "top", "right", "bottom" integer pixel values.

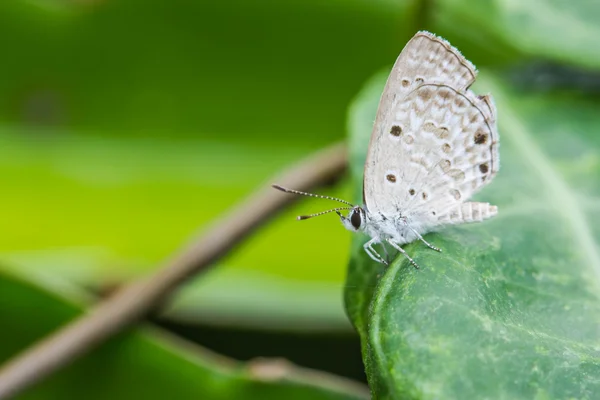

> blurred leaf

[
  {"left": 0, "top": 128, "right": 354, "bottom": 330},
  {"left": 0, "top": 130, "right": 340, "bottom": 278},
  {"left": 344, "top": 69, "right": 600, "bottom": 398},
  {"left": 0, "top": 269, "right": 368, "bottom": 400},
  {"left": 0, "top": 0, "right": 414, "bottom": 142},
  {"left": 164, "top": 269, "right": 351, "bottom": 332},
  {"left": 433, "top": 0, "right": 600, "bottom": 69}
]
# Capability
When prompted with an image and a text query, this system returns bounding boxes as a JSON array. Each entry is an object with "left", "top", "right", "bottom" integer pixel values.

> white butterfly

[{"left": 274, "top": 31, "right": 499, "bottom": 268}]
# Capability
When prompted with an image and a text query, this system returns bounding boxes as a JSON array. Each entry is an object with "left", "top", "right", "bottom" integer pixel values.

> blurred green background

[
  {"left": 0, "top": 0, "right": 599, "bottom": 398},
  {"left": 0, "top": 0, "right": 391, "bottom": 330}
]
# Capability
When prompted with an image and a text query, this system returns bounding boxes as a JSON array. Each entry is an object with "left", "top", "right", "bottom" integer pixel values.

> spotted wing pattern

[{"left": 363, "top": 31, "right": 499, "bottom": 228}]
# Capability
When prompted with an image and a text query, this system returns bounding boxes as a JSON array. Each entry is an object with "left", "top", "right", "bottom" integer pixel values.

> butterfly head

[{"left": 337, "top": 206, "right": 367, "bottom": 232}]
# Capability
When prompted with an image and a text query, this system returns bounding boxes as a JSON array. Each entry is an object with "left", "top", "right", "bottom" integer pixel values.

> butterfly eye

[{"left": 350, "top": 209, "right": 362, "bottom": 229}]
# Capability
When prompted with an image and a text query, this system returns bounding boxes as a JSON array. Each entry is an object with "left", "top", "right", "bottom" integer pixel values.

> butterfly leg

[
  {"left": 363, "top": 238, "right": 388, "bottom": 265},
  {"left": 380, "top": 242, "right": 391, "bottom": 264},
  {"left": 386, "top": 239, "right": 420, "bottom": 269},
  {"left": 406, "top": 225, "right": 441, "bottom": 252}
]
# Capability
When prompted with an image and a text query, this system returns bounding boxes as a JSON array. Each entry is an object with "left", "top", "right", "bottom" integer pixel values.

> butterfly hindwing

[
  {"left": 364, "top": 82, "right": 499, "bottom": 227},
  {"left": 398, "top": 84, "right": 499, "bottom": 223}
]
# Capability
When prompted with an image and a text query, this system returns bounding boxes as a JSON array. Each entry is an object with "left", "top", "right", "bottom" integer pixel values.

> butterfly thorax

[
  {"left": 361, "top": 209, "right": 426, "bottom": 246},
  {"left": 340, "top": 206, "right": 426, "bottom": 244}
]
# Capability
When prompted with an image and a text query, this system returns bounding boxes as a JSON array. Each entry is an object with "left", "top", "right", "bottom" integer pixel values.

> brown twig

[
  {"left": 247, "top": 357, "right": 370, "bottom": 398},
  {"left": 0, "top": 142, "right": 348, "bottom": 399},
  {"left": 151, "top": 327, "right": 370, "bottom": 398}
]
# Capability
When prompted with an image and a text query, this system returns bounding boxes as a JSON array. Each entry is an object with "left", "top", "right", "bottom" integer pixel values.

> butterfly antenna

[
  {"left": 272, "top": 184, "right": 353, "bottom": 207},
  {"left": 297, "top": 207, "right": 352, "bottom": 220}
]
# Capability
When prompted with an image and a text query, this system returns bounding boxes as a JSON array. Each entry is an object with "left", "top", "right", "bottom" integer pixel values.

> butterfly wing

[
  {"left": 363, "top": 31, "right": 498, "bottom": 227},
  {"left": 382, "top": 84, "right": 499, "bottom": 227},
  {"left": 366, "top": 31, "right": 477, "bottom": 141}
]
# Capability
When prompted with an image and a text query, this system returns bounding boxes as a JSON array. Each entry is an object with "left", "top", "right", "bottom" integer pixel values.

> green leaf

[
  {"left": 432, "top": 0, "right": 600, "bottom": 69},
  {"left": 344, "top": 70, "right": 600, "bottom": 398},
  {"left": 0, "top": 269, "right": 368, "bottom": 400}
]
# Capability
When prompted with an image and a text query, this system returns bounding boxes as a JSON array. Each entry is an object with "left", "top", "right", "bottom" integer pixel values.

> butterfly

[{"left": 273, "top": 31, "right": 499, "bottom": 268}]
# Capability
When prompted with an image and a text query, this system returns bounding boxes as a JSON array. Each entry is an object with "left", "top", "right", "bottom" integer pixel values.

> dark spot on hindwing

[
  {"left": 409, "top": 189, "right": 415, "bottom": 195},
  {"left": 474, "top": 129, "right": 488, "bottom": 145},
  {"left": 479, "top": 163, "right": 489, "bottom": 173},
  {"left": 386, "top": 174, "right": 396, "bottom": 183}
]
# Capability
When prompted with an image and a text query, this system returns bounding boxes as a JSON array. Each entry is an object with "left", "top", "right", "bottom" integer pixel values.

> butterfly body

[
  {"left": 339, "top": 203, "right": 438, "bottom": 267},
  {"left": 346, "top": 209, "right": 420, "bottom": 245},
  {"left": 274, "top": 31, "right": 499, "bottom": 268}
]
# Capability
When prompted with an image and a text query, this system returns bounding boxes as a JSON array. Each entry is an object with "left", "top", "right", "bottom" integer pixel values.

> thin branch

[
  {"left": 0, "top": 142, "right": 348, "bottom": 399},
  {"left": 247, "top": 357, "right": 370, "bottom": 398},
  {"left": 149, "top": 327, "right": 370, "bottom": 398}
]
